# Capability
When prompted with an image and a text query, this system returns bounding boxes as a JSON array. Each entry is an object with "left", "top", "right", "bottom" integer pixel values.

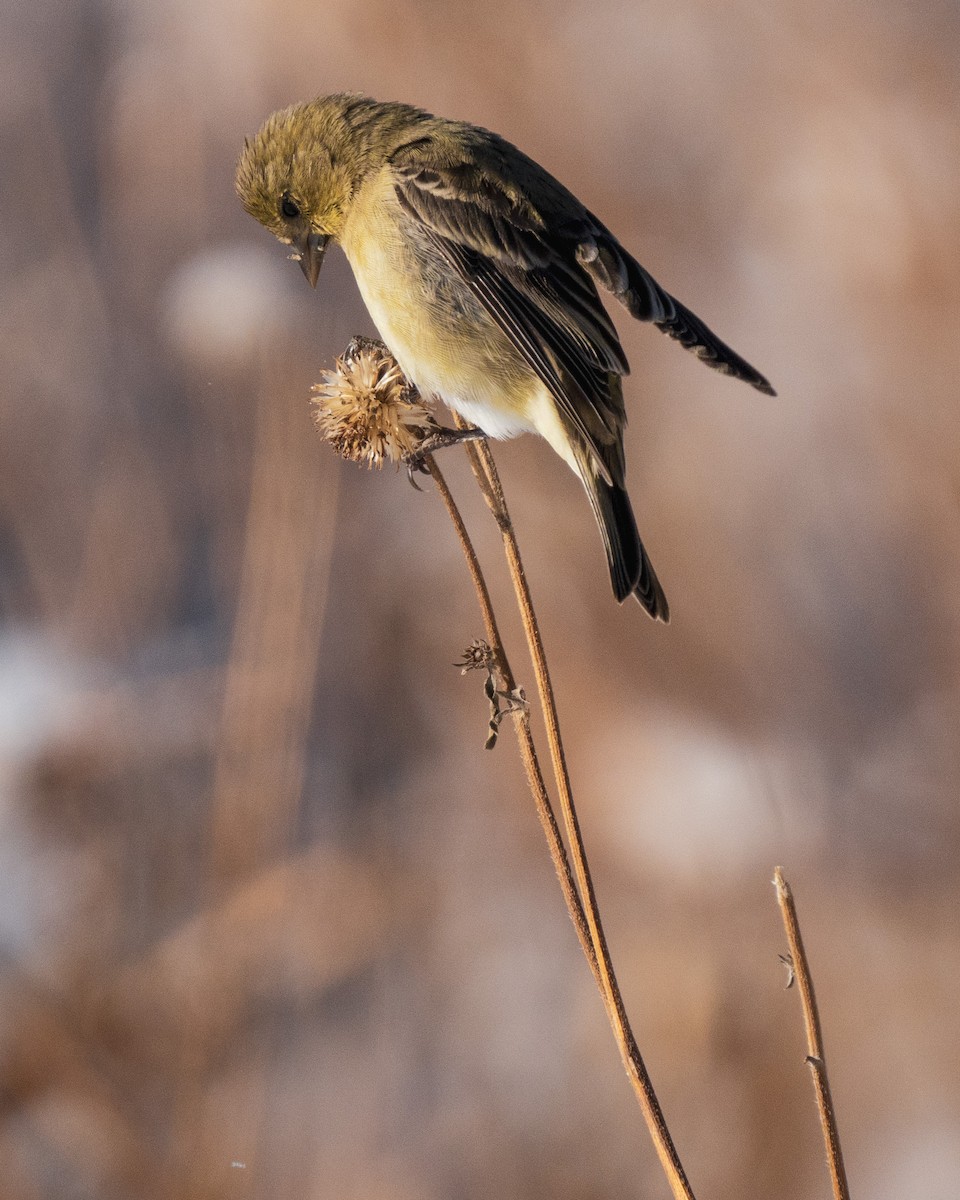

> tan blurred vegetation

[{"left": 1, "top": 0, "right": 959, "bottom": 1196}]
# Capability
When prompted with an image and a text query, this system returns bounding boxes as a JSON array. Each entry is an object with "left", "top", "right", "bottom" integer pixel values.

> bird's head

[{"left": 236, "top": 94, "right": 425, "bottom": 287}]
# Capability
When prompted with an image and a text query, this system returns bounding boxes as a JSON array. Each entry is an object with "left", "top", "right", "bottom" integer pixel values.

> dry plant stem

[
  {"left": 457, "top": 422, "right": 696, "bottom": 1200},
  {"left": 774, "top": 867, "right": 852, "bottom": 1200},
  {"left": 425, "top": 453, "right": 597, "bottom": 978}
]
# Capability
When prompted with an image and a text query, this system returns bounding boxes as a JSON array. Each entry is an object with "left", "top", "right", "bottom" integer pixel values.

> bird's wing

[
  {"left": 576, "top": 225, "right": 776, "bottom": 395},
  {"left": 388, "top": 133, "right": 632, "bottom": 472}
]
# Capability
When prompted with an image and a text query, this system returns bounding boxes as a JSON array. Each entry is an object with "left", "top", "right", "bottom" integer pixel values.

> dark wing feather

[
  {"left": 576, "top": 217, "right": 776, "bottom": 395},
  {"left": 390, "top": 135, "right": 631, "bottom": 479}
]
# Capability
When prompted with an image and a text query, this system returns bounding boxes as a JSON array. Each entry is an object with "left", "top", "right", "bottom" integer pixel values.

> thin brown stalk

[
  {"left": 316, "top": 338, "right": 692, "bottom": 1198},
  {"left": 774, "top": 867, "right": 852, "bottom": 1200},
  {"left": 456, "top": 424, "right": 695, "bottom": 1200},
  {"left": 425, "top": 454, "right": 597, "bottom": 979}
]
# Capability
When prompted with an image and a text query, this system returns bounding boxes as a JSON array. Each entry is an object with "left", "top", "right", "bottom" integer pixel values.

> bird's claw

[
  {"left": 403, "top": 425, "right": 486, "bottom": 488},
  {"left": 407, "top": 425, "right": 486, "bottom": 461},
  {"left": 404, "top": 454, "right": 431, "bottom": 488}
]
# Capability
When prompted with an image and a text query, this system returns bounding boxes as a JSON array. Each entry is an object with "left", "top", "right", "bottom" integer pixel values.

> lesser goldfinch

[{"left": 236, "top": 94, "right": 774, "bottom": 621}]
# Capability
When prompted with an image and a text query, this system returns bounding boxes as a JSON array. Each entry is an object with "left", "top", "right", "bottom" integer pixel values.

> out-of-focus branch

[{"left": 774, "top": 867, "right": 852, "bottom": 1200}]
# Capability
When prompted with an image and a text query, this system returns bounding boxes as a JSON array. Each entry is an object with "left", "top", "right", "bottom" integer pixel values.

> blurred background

[{"left": 1, "top": 0, "right": 958, "bottom": 1196}]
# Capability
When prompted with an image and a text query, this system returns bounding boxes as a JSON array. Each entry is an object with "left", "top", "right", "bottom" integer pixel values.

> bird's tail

[{"left": 579, "top": 464, "right": 670, "bottom": 622}]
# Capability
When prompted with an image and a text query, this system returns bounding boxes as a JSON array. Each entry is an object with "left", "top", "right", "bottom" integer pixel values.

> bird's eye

[{"left": 280, "top": 194, "right": 301, "bottom": 219}]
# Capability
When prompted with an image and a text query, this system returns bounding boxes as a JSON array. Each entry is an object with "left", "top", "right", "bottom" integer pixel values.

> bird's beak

[{"left": 294, "top": 230, "right": 328, "bottom": 288}]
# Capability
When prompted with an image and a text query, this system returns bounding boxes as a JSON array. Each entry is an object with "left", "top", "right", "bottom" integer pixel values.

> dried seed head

[
  {"left": 455, "top": 639, "right": 495, "bottom": 675},
  {"left": 310, "top": 339, "right": 437, "bottom": 468}
]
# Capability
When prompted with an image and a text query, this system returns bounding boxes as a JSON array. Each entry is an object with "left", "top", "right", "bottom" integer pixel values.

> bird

[{"left": 236, "top": 94, "right": 774, "bottom": 621}]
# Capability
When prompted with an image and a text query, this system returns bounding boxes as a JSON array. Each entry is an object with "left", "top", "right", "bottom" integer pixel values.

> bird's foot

[{"left": 404, "top": 425, "right": 487, "bottom": 484}]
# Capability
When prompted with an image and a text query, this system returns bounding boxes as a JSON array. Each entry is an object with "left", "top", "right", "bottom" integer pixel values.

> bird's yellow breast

[{"left": 338, "top": 168, "right": 556, "bottom": 443}]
